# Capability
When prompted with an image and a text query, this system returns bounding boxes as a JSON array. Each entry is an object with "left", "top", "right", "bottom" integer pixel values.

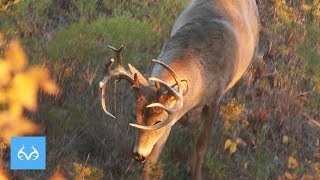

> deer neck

[{"left": 151, "top": 53, "right": 206, "bottom": 122}]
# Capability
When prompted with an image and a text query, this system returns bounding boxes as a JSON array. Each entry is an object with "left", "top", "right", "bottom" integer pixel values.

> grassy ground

[{"left": 0, "top": 0, "right": 319, "bottom": 179}]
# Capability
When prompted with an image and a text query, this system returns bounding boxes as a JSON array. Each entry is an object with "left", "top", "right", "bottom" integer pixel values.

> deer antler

[
  {"left": 99, "top": 45, "right": 136, "bottom": 118},
  {"left": 129, "top": 59, "right": 184, "bottom": 130}
]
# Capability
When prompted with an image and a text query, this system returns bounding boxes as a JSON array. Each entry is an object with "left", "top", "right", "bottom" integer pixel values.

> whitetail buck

[{"left": 99, "top": 0, "right": 259, "bottom": 179}]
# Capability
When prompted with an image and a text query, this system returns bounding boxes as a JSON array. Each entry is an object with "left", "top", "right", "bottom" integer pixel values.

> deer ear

[
  {"left": 181, "top": 79, "right": 189, "bottom": 96},
  {"left": 128, "top": 63, "right": 149, "bottom": 86},
  {"left": 133, "top": 73, "right": 140, "bottom": 89},
  {"left": 170, "top": 79, "right": 189, "bottom": 96}
]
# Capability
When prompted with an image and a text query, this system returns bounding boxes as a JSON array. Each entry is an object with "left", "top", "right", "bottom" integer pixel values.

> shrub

[{"left": 46, "top": 15, "right": 159, "bottom": 70}]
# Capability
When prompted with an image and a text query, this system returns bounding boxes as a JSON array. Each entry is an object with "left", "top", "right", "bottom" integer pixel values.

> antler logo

[{"left": 17, "top": 145, "right": 40, "bottom": 160}]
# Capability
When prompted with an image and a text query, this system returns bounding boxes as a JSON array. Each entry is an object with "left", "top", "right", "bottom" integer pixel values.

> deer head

[{"left": 99, "top": 45, "right": 185, "bottom": 161}]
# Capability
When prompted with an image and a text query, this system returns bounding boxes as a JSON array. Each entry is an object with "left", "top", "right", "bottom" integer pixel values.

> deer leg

[
  {"left": 142, "top": 127, "right": 171, "bottom": 180},
  {"left": 191, "top": 102, "right": 219, "bottom": 180}
]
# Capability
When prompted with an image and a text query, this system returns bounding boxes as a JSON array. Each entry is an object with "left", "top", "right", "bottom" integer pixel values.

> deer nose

[{"left": 132, "top": 151, "right": 146, "bottom": 162}]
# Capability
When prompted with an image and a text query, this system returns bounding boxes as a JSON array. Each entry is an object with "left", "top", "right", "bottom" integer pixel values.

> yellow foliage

[
  {"left": 74, "top": 163, "right": 92, "bottom": 179},
  {"left": 220, "top": 98, "right": 245, "bottom": 131},
  {"left": 0, "top": 61, "right": 11, "bottom": 86},
  {"left": 288, "top": 156, "right": 299, "bottom": 169},
  {"left": 9, "top": 72, "right": 39, "bottom": 111},
  {"left": 273, "top": 0, "right": 298, "bottom": 24},
  {"left": 0, "top": 38, "right": 59, "bottom": 144},
  {"left": 72, "top": 163, "right": 104, "bottom": 179},
  {"left": 0, "top": 36, "right": 59, "bottom": 178},
  {"left": 4, "top": 39, "right": 27, "bottom": 72},
  {"left": 0, "top": 169, "right": 8, "bottom": 180},
  {"left": 0, "top": 112, "right": 38, "bottom": 143}
]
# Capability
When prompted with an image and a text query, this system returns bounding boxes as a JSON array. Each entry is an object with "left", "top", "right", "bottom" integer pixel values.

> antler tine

[
  {"left": 129, "top": 114, "right": 176, "bottom": 130},
  {"left": 100, "top": 45, "right": 135, "bottom": 119},
  {"left": 107, "top": 45, "right": 124, "bottom": 67},
  {"left": 152, "top": 59, "right": 182, "bottom": 93},
  {"left": 146, "top": 103, "right": 175, "bottom": 114},
  {"left": 100, "top": 81, "right": 115, "bottom": 118}
]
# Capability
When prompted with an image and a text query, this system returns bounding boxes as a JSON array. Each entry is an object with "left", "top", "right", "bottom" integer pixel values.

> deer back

[{"left": 151, "top": 0, "right": 259, "bottom": 110}]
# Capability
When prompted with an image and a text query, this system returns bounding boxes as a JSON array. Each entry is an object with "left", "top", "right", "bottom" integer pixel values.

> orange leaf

[{"left": 288, "top": 156, "right": 299, "bottom": 169}]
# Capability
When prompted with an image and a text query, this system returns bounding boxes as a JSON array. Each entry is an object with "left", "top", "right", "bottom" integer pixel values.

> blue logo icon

[{"left": 11, "top": 136, "right": 46, "bottom": 170}]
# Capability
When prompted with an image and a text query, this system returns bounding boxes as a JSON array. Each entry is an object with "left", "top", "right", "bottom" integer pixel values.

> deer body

[
  {"left": 100, "top": 0, "right": 259, "bottom": 179},
  {"left": 153, "top": 0, "right": 259, "bottom": 106}
]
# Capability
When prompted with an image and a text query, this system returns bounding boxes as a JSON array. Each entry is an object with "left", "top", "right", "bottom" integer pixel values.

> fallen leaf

[
  {"left": 243, "top": 162, "right": 249, "bottom": 169},
  {"left": 224, "top": 139, "right": 232, "bottom": 150},
  {"left": 283, "top": 135, "right": 289, "bottom": 144},
  {"left": 284, "top": 172, "right": 293, "bottom": 180},
  {"left": 229, "top": 143, "right": 237, "bottom": 154},
  {"left": 236, "top": 137, "right": 247, "bottom": 146},
  {"left": 301, "top": 174, "right": 314, "bottom": 180},
  {"left": 288, "top": 156, "right": 299, "bottom": 169}
]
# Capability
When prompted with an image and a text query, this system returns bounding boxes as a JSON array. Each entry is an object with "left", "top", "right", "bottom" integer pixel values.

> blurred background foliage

[{"left": 0, "top": 0, "right": 319, "bottom": 179}]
